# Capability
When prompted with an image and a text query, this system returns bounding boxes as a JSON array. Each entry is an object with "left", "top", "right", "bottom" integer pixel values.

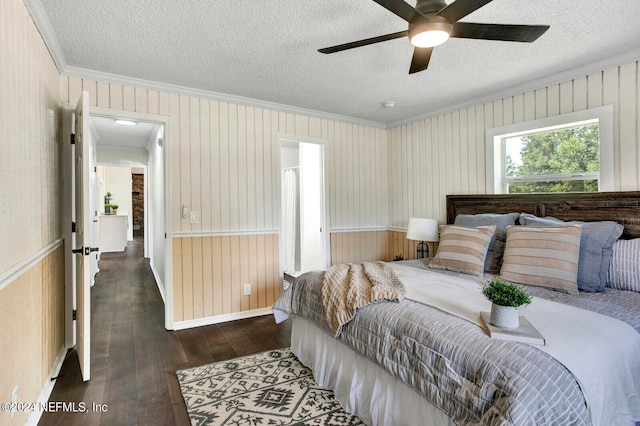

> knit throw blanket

[{"left": 322, "top": 261, "right": 405, "bottom": 337}]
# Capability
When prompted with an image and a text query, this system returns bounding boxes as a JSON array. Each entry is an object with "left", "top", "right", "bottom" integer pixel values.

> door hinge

[
  {"left": 72, "top": 309, "right": 77, "bottom": 320},
  {"left": 71, "top": 221, "right": 76, "bottom": 233},
  {"left": 70, "top": 133, "right": 76, "bottom": 145}
]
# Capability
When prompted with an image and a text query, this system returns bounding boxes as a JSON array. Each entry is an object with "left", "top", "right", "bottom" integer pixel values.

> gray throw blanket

[{"left": 322, "top": 261, "right": 405, "bottom": 336}]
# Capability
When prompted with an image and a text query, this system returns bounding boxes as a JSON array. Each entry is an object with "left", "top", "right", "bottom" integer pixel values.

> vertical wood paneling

[
  {"left": 0, "top": 246, "right": 65, "bottom": 426},
  {"left": 109, "top": 83, "right": 123, "bottom": 110},
  {"left": 212, "top": 237, "right": 223, "bottom": 314},
  {"left": 189, "top": 97, "right": 201, "bottom": 231},
  {"left": 181, "top": 237, "right": 194, "bottom": 320},
  {"left": 200, "top": 99, "right": 212, "bottom": 230},
  {"left": 57, "top": 59, "right": 640, "bottom": 326},
  {"left": 219, "top": 102, "right": 230, "bottom": 229},
  {"left": 603, "top": 68, "right": 620, "bottom": 187},
  {"left": 202, "top": 237, "right": 213, "bottom": 317},
  {"left": 221, "top": 236, "right": 232, "bottom": 314},
  {"left": 192, "top": 237, "right": 203, "bottom": 319},
  {"left": 135, "top": 87, "right": 148, "bottom": 114},
  {"left": 97, "top": 81, "right": 110, "bottom": 108},
  {"left": 237, "top": 106, "right": 248, "bottom": 229},
  {"left": 210, "top": 100, "right": 222, "bottom": 230},
  {"left": 329, "top": 231, "right": 389, "bottom": 264},
  {"left": 388, "top": 60, "right": 640, "bottom": 226},
  {"left": 559, "top": 81, "right": 573, "bottom": 114},
  {"left": 172, "top": 239, "right": 183, "bottom": 320},
  {"left": 573, "top": 77, "right": 588, "bottom": 111},
  {"left": 169, "top": 93, "right": 181, "bottom": 228},
  {"left": 619, "top": 63, "right": 638, "bottom": 190},
  {"left": 534, "top": 88, "right": 546, "bottom": 118}
]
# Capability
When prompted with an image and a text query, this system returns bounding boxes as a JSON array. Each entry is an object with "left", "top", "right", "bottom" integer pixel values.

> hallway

[{"left": 40, "top": 233, "right": 292, "bottom": 425}]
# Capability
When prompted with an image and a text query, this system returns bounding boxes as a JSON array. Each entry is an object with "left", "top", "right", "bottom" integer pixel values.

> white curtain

[{"left": 282, "top": 169, "right": 298, "bottom": 272}]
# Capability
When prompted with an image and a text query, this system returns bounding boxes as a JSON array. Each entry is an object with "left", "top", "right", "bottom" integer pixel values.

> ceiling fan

[{"left": 318, "top": 0, "right": 550, "bottom": 74}]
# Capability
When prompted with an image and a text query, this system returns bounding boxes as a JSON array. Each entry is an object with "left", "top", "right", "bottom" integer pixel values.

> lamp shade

[{"left": 406, "top": 218, "right": 439, "bottom": 242}]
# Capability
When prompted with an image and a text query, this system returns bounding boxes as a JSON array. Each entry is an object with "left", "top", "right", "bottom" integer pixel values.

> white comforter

[{"left": 389, "top": 263, "right": 640, "bottom": 426}]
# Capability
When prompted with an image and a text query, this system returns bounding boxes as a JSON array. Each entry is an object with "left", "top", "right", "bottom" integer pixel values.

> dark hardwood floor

[{"left": 39, "top": 232, "right": 292, "bottom": 426}]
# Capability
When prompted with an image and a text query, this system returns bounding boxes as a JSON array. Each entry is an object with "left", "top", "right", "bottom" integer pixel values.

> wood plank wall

[
  {"left": 59, "top": 55, "right": 640, "bottom": 323},
  {"left": 387, "top": 230, "right": 437, "bottom": 261},
  {"left": 1, "top": 1, "right": 66, "bottom": 423},
  {"left": 172, "top": 234, "right": 279, "bottom": 321},
  {"left": 0, "top": 245, "right": 65, "bottom": 426},
  {"left": 388, "top": 61, "right": 640, "bottom": 228},
  {"left": 1, "top": 0, "right": 61, "bottom": 274},
  {"left": 330, "top": 231, "right": 389, "bottom": 264},
  {"left": 60, "top": 76, "right": 388, "bottom": 322}
]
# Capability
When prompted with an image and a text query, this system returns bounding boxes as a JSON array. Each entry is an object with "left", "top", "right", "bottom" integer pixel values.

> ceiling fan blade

[
  {"left": 437, "top": 0, "right": 493, "bottom": 23},
  {"left": 318, "top": 30, "right": 407, "bottom": 54},
  {"left": 371, "top": 0, "right": 425, "bottom": 23},
  {"left": 451, "top": 22, "right": 550, "bottom": 42},
  {"left": 409, "top": 47, "right": 433, "bottom": 74}
]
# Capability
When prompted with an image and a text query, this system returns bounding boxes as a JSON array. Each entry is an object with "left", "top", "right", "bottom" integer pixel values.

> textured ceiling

[{"left": 35, "top": 0, "right": 640, "bottom": 126}]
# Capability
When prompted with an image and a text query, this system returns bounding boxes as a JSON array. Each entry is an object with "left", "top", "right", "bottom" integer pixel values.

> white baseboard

[
  {"left": 173, "top": 308, "right": 273, "bottom": 330},
  {"left": 149, "top": 261, "right": 166, "bottom": 303},
  {"left": 26, "top": 345, "right": 67, "bottom": 426}
]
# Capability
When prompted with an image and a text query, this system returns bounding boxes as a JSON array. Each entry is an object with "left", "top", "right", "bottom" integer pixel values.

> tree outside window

[{"left": 504, "top": 124, "right": 600, "bottom": 193}]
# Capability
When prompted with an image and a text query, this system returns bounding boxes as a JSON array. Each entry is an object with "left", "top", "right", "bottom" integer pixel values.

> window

[{"left": 486, "top": 105, "right": 614, "bottom": 194}]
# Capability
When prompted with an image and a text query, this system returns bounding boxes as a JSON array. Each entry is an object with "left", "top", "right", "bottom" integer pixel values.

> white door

[{"left": 74, "top": 91, "right": 92, "bottom": 381}]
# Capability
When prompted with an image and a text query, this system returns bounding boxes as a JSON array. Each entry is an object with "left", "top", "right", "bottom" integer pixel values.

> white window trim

[{"left": 485, "top": 105, "right": 614, "bottom": 194}]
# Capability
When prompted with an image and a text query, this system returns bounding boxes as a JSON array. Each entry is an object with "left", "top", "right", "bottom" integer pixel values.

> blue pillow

[
  {"left": 454, "top": 212, "right": 520, "bottom": 274},
  {"left": 519, "top": 213, "right": 623, "bottom": 292}
]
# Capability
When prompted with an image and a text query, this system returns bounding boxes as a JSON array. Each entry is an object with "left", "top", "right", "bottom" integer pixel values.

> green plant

[
  {"left": 481, "top": 278, "right": 532, "bottom": 307},
  {"left": 106, "top": 192, "right": 112, "bottom": 197},
  {"left": 393, "top": 254, "right": 404, "bottom": 261},
  {"left": 111, "top": 204, "right": 119, "bottom": 210}
]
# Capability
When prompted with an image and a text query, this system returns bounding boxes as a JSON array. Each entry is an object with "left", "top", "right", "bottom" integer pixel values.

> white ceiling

[
  {"left": 32, "top": 0, "right": 640, "bottom": 126},
  {"left": 90, "top": 115, "right": 158, "bottom": 150}
]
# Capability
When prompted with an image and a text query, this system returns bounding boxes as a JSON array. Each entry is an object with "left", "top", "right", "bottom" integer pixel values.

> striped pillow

[
  {"left": 500, "top": 225, "right": 582, "bottom": 294},
  {"left": 429, "top": 225, "right": 496, "bottom": 276},
  {"left": 608, "top": 238, "right": 640, "bottom": 292}
]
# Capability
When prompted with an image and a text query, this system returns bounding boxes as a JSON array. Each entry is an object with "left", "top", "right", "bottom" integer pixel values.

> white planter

[{"left": 490, "top": 303, "right": 519, "bottom": 328}]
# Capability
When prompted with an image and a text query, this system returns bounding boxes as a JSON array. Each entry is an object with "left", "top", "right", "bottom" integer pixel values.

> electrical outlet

[{"left": 243, "top": 283, "right": 251, "bottom": 296}]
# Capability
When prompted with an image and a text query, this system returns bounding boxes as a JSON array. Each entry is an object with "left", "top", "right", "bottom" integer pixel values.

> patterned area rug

[{"left": 177, "top": 347, "right": 365, "bottom": 425}]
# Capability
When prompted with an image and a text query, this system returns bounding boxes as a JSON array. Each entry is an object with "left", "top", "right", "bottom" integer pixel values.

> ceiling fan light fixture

[{"left": 409, "top": 20, "right": 452, "bottom": 48}]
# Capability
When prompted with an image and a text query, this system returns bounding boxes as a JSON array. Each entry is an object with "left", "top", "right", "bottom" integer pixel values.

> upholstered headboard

[{"left": 446, "top": 191, "right": 640, "bottom": 239}]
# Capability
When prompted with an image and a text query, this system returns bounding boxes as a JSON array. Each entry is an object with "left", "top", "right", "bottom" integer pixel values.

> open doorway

[
  {"left": 279, "top": 135, "right": 329, "bottom": 284},
  {"left": 90, "top": 115, "right": 167, "bottom": 301},
  {"left": 63, "top": 97, "right": 172, "bottom": 381}
]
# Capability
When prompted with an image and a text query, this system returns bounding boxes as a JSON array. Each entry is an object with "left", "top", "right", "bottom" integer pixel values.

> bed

[{"left": 273, "top": 192, "right": 640, "bottom": 426}]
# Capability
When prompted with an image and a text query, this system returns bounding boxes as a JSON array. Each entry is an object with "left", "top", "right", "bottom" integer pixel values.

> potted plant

[
  {"left": 481, "top": 278, "right": 532, "bottom": 328},
  {"left": 112, "top": 204, "right": 119, "bottom": 214}
]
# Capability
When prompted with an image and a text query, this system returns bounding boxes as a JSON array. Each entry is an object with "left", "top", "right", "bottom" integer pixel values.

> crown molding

[
  {"left": 23, "top": 0, "right": 67, "bottom": 73},
  {"left": 62, "top": 65, "right": 386, "bottom": 129},
  {"left": 25, "top": 0, "right": 385, "bottom": 129},
  {"left": 26, "top": 0, "right": 640, "bottom": 131}
]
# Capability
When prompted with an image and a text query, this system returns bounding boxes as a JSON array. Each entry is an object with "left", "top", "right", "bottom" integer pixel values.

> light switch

[{"left": 190, "top": 211, "right": 199, "bottom": 224}]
